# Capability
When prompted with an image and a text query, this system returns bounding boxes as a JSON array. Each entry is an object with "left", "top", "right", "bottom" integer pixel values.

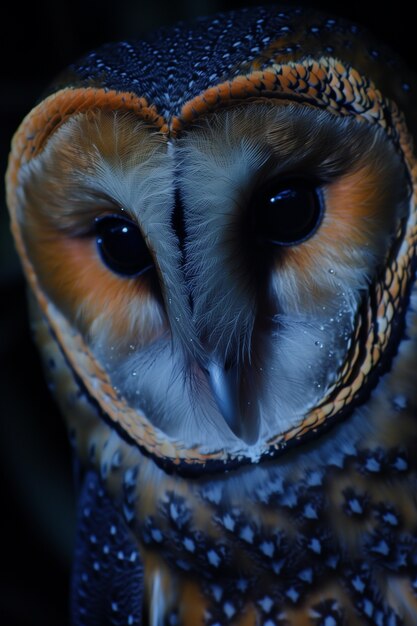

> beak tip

[{"left": 204, "top": 360, "right": 257, "bottom": 443}]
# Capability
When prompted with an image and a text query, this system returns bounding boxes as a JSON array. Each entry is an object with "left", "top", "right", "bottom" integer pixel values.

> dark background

[{"left": 0, "top": 1, "right": 415, "bottom": 624}]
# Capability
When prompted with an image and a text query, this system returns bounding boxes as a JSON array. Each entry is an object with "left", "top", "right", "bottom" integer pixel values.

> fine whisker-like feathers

[
  {"left": 8, "top": 5, "right": 417, "bottom": 623},
  {"left": 16, "top": 100, "right": 411, "bottom": 448}
]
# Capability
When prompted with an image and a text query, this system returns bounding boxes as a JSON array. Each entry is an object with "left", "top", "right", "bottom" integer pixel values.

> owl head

[{"left": 6, "top": 5, "right": 417, "bottom": 474}]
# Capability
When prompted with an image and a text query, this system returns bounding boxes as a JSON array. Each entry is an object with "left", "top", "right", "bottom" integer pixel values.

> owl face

[{"left": 6, "top": 6, "right": 417, "bottom": 473}]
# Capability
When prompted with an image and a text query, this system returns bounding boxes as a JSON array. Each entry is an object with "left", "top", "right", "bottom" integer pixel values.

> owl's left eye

[
  {"left": 252, "top": 180, "right": 324, "bottom": 246},
  {"left": 95, "top": 214, "right": 154, "bottom": 277}
]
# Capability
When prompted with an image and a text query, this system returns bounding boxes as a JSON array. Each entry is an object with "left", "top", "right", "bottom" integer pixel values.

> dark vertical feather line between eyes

[
  {"left": 171, "top": 188, "right": 187, "bottom": 264},
  {"left": 171, "top": 186, "right": 194, "bottom": 315}
]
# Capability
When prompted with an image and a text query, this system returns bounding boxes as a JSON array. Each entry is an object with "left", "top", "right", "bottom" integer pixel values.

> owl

[{"left": 6, "top": 4, "right": 417, "bottom": 625}]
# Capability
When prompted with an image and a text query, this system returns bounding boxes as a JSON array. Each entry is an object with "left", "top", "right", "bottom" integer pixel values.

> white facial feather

[{"left": 19, "top": 104, "right": 411, "bottom": 451}]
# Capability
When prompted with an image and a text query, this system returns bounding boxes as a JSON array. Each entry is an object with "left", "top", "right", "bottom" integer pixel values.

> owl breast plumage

[{"left": 6, "top": 4, "right": 417, "bottom": 625}]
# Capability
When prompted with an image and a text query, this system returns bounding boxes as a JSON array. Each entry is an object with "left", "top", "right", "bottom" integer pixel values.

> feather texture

[{"left": 6, "top": 5, "right": 417, "bottom": 624}]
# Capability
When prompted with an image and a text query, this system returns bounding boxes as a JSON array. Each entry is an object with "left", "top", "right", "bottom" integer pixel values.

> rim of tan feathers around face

[{"left": 5, "top": 59, "right": 417, "bottom": 475}]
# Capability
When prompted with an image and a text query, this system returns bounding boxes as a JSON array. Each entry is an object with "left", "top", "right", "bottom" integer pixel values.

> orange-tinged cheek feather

[
  {"left": 24, "top": 224, "right": 167, "bottom": 346},
  {"left": 282, "top": 164, "right": 397, "bottom": 280},
  {"left": 268, "top": 160, "right": 403, "bottom": 315},
  {"left": 324, "top": 166, "right": 391, "bottom": 243}
]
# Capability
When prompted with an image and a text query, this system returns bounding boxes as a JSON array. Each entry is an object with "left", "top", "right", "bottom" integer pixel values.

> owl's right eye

[
  {"left": 252, "top": 179, "right": 324, "bottom": 247},
  {"left": 95, "top": 214, "right": 154, "bottom": 277}
]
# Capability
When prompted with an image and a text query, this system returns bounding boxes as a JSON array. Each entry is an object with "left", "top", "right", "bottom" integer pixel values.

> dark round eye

[
  {"left": 252, "top": 180, "right": 323, "bottom": 246},
  {"left": 95, "top": 214, "right": 154, "bottom": 277}
]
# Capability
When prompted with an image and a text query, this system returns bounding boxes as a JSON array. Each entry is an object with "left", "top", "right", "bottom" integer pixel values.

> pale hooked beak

[{"left": 204, "top": 359, "right": 242, "bottom": 438}]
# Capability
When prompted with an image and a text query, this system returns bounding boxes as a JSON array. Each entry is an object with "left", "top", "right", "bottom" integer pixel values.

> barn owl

[{"left": 6, "top": 4, "right": 417, "bottom": 625}]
